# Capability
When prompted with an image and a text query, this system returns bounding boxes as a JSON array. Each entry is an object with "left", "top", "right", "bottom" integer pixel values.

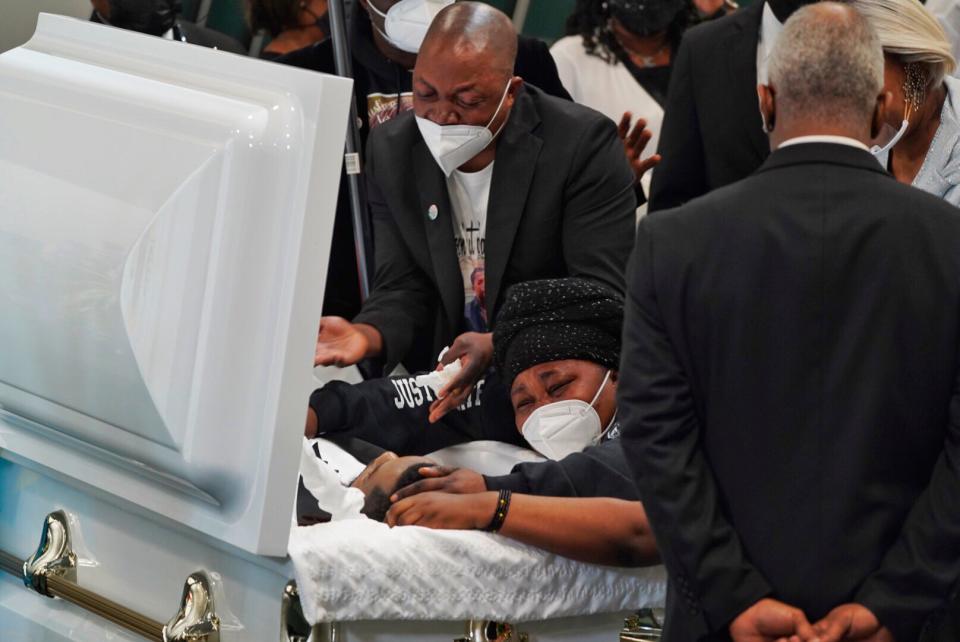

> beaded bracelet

[{"left": 484, "top": 489, "right": 512, "bottom": 533}]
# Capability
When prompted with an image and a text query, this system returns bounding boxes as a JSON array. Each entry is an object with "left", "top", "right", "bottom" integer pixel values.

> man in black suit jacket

[
  {"left": 276, "top": 0, "right": 573, "bottom": 321},
  {"left": 649, "top": 0, "right": 815, "bottom": 211},
  {"left": 315, "top": 3, "right": 636, "bottom": 418},
  {"left": 620, "top": 5, "right": 960, "bottom": 642}
]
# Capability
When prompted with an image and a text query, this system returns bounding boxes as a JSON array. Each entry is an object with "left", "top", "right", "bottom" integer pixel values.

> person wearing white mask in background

[
  {"left": 312, "top": 4, "right": 641, "bottom": 425},
  {"left": 304, "top": 278, "right": 652, "bottom": 547},
  {"left": 274, "top": 0, "right": 575, "bottom": 323},
  {"left": 854, "top": 0, "right": 960, "bottom": 203}
]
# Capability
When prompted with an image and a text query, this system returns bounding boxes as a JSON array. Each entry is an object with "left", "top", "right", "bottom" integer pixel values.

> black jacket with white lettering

[{"left": 308, "top": 375, "right": 638, "bottom": 500}]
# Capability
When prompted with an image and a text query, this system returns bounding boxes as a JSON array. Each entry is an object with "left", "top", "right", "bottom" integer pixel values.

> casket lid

[{"left": 0, "top": 14, "right": 351, "bottom": 556}]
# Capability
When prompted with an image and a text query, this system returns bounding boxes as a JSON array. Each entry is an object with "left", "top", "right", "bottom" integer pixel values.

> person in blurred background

[
  {"left": 551, "top": 0, "right": 700, "bottom": 197},
  {"left": 247, "top": 0, "right": 328, "bottom": 60},
  {"left": 90, "top": 0, "right": 246, "bottom": 52},
  {"left": 855, "top": 0, "right": 960, "bottom": 204}
]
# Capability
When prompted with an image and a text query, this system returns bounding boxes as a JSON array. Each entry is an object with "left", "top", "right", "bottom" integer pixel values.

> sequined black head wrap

[{"left": 493, "top": 278, "right": 624, "bottom": 386}]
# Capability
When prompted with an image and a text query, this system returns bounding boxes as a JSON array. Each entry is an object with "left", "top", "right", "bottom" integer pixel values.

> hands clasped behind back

[{"left": 729, "top": 598, "right": 894, "bottom": 642}]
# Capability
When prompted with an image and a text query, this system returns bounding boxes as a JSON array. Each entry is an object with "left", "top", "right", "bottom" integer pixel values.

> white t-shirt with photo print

[{"left": 446, "top": 161, "right": 494, "bottom": 332}]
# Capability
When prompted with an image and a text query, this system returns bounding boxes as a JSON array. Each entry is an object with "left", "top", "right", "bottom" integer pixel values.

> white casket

[{"left": 0, "top": 15, "right": 664, "bottom": 642}]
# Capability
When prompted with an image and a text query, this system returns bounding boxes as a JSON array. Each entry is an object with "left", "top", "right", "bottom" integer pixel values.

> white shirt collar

[{"left": 778, "top": 135, "right": 870, "bottom": 152}]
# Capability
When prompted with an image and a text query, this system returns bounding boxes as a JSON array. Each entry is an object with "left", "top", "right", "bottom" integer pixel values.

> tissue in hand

[{"left": 415, "top": 359, "right": 463, "bottom": 396}]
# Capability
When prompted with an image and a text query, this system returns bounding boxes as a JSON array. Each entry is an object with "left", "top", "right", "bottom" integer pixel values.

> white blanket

[
  {"left": 289, "top": 518, "right": 666, "bottom": 624},
  {"left": 291, "top": 437, "right": 666, "bottom": 623}
]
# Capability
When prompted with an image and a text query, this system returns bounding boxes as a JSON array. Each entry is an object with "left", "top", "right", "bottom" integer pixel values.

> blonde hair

[{"left": 853, "top": 0, "right": 957, "bottom": 89}]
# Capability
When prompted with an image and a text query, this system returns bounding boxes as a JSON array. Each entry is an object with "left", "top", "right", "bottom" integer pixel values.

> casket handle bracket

[
  {"left": 281, "top": 580, "right": 315, "bottom": 642},
  {"left": 21, "top": 509, "right": 78, "bottom": 597},
  {"left": 163, "top": 571, "right": 221, "bottom": 642},
  {"left": 455, "top": 620, "right": 529, "bottom": 642},
  {"left": 621, "top": 608, "right": 664, "bottom": 641}
]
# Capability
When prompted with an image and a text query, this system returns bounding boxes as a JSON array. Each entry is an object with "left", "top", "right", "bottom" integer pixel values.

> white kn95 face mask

[
  {"left": 367, "top": 0, "right": 455, "bottom": 54},
  {"left": 415, "top": 79, "right": 512, "bottom": 176},
  {"left": 520, "top": 371, "right": 614, "bottom": 461}
]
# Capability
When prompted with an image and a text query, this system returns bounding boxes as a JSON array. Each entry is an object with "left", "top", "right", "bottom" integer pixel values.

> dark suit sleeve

[
  {"left": 352, "top": 135, "right": 435, "bottom": 370},
  {"left": 514, "top": 36, "right": 572, "bottom": 101},
  {"left": 561, "top": 116, "right": 637, "bottom": 296},
  {"left": 648, "top": 32, "right": 707, "bottom": 212},
  {"left": 618, "top": 217, "right": 771, "bottom": 631},
  {"left": 855, "top": 370, "right": 960, "bottom": 641},
  {"left": 485, "top": 439, "right": 638, "bottom": 500}
]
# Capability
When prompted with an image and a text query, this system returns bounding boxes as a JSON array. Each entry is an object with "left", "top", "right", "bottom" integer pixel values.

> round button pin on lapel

[{"left": 428, "top": 204, "right": 439, "bottom": 221}]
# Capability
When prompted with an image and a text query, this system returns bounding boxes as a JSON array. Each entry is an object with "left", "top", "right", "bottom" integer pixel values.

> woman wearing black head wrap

[
  {"left": 305, "top": 278, "right": 659, "bottom": 566},
  {"left": 384, "top": 279, "right": 659, "bottom": 567}
]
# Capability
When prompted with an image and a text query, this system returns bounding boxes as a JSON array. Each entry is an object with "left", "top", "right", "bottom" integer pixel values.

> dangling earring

[{"left": 902, "top": 62, "right": 927, "bottom": 120}]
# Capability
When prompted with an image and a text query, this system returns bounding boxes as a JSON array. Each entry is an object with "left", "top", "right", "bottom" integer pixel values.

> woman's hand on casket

[
  {"left": 428, "top": 332, "right": 494, "bottom": 423},
  {"left": 386, "top": 491, "right": 498, "bottom": 530},
  {"left": 390, "top": 466, "right": 486, "bottom": 502}
]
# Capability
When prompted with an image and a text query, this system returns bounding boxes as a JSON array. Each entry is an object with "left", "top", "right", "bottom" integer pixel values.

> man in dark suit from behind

[
  {"left": 90, "top": 0, "right": 247, "bottom": 53},
  {"left": 620, "top": 4, "right": 960, "bottom": 641},
  {"left": 649, "top": 0, "right": 818, "bottom": 211},
  {"left": 314, "top": 2, "right": 637, "bottom": 423}
]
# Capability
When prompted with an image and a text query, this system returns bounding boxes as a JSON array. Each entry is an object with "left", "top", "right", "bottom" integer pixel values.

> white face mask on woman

[
  {"left": 520, "top": 371, "right": 614, "bottom": 461},
  {"left": 367, "top": 0, "right": 455, "bottom": 54},
  {"left": 415, "top": 79, "right": 512, "bottom": 176}
]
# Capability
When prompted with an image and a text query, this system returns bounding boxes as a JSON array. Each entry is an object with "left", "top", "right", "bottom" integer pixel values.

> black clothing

[
  {"left": 275, "top": 14, "right": 572, "bottom": 321},
  {"left": 356, "top": 85, "right": 637, "bottom": 373},
  {"left": 619, "top": 56, "right": 672, "bottom": 108},
  {"left": 648, "top": 1, "right": 767, "bottom": 211},
  {"left": 175, "top": 20, "right": 246, "bottom": 52},
  {"left": 90, "top": 11, "right": 246, "bottom": 53},
  {"left": 308, "top": 374, "right": 637, "bottom": 500},
  {"left": 483, "top": 435, "right": 636, "bottom": 501},
  {"left": 310, "top": 373, "right": 520, "bottom": 456},
  {"left": 619, "top": 143, "right": 960, "bottom": 641}
]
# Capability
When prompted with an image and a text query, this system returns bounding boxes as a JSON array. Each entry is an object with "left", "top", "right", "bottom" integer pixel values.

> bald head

[
  {"left": 420, "top": 2, "right": 518, "bottom": 75},
  {"left": 767, "top": 2, "right": 884, "bottom": 131}
]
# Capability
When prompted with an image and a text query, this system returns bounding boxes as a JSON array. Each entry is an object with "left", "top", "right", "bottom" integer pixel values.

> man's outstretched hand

[
  {"left": 730, "top": 598, "right": 820, "bottom": 642},
  {"left": 314, "top": 317, "right": 381, "bottom": 367}
]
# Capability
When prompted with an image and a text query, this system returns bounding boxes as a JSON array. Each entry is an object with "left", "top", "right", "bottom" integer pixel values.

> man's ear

[
  {"left": 505, "top": 76, "right": 524, "bottom": 107},
  {"left": 757, "top": 84, "right": 776, "bottom": 134},
  {"left": 872, "top": 90, "right": 892, "bottom": 140}
]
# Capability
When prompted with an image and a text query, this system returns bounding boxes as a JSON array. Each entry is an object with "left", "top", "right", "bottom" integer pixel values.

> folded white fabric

[{"left": 288, "top": 519, "right": 667, "bottom": 624}]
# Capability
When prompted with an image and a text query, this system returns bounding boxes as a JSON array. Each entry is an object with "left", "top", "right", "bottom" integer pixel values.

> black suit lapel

[
  {"left": 484, "top": 90, "right": 543, "bottom": 322},
  {"left": 412, "top": 139, "right": 462, "bottom": 336},
  {"left": 725, "top": 2, "right": 769, "bottom": 164}
]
